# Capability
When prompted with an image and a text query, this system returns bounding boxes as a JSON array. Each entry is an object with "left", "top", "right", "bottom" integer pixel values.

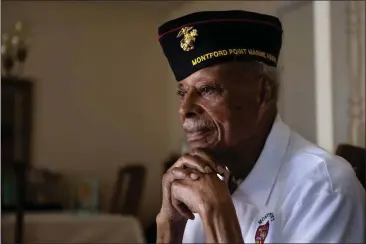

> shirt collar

[{"left": 232, "top": 114, "right": 291, "bottom": 207}]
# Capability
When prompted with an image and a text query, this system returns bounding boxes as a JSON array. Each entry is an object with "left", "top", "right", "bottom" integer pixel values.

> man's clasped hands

[{"left": 156, "top": 150, "right": 244, "bottom": 243}]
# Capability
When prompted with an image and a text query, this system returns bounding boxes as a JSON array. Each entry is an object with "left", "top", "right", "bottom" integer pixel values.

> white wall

[
  {"left": 277, "top": 2, "right": 317, "bottom": 144},
  {"left": 1, "top": 1, "right": 181, "bottom": 226},
  {"left": 277, "top": 1, "right": 364, "bottom": 150},
  {"left": 331, "top": 1, "right": 350, "bottom": 147}
]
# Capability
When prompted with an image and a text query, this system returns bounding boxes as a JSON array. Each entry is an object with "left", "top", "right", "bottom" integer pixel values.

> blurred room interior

[{"left": 1, "top": 1, "right": 365, "bottom": 243}]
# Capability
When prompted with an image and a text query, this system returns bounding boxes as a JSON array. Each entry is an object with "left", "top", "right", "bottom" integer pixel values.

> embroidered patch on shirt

[
  {"left": 255, "top": 221, "right": 269, "bottom": 244},
  {"left": 258, "top": 212, "right": 275, "bottom": 225},
  {"left": 255, "top": 212, "right": 275, "bottom": 244}
]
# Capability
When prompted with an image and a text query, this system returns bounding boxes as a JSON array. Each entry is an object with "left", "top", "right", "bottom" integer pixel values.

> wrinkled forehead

[{"left": 178, "top": 61, "right": 261, "bottom": 87}]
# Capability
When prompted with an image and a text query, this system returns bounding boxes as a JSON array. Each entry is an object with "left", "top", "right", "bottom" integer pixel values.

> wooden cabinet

[
  {"left": 1, "top": 76, "right": 34, "bottom": 244},
  {"left": 1, "top": 76, "right": 33, "bottom": 166}
]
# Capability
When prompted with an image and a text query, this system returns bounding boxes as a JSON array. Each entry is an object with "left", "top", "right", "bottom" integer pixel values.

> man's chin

[{"left": 186, "top": 130, "right": 219, "bottom": 150}]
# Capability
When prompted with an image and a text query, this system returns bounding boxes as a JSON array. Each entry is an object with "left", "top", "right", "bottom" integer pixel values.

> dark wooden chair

[
  {"left": 2, "top": 76, "right": 33, "bottom": 244},
  {"left": 109, "top": 164, "right": 146, "bottom": 216},
  {"left": 2, "top": 162, "right": 28, "bottom": 244},
  {"left": 336, "top": 144, "right": 366, "bottom": 188}
]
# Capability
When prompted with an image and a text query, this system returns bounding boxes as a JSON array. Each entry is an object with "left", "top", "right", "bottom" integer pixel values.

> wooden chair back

[
  {"left": 110, "top": 164, "right": 146, "bottom": 216},
  {"left": 336, "top": 144, "right": 365, "bottom": 188}
]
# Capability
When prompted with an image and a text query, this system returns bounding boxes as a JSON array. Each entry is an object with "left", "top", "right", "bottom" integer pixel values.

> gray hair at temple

[{"left": 256, "top": 61, "right": 281, "bottom": 101}]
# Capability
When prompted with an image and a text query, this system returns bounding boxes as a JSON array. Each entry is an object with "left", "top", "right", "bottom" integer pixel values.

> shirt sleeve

[{"left": 282, "top": 167, "right": 365, "bottom": 243}]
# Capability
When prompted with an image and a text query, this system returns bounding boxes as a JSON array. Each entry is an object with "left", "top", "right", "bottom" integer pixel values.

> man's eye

[
  {"left": 199, "top": 86, "right": 216, "bottom": 95},
  {"left": 177, "top": 90, "right": 186, "bottom": 98}
]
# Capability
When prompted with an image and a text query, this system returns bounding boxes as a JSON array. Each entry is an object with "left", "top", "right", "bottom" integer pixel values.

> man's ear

[{"left": 258, "top": 76, "right": 276, "bottom": 106}]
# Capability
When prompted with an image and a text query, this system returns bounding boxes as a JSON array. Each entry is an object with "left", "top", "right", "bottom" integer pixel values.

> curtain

[{"left": 346, "top": 1, "right": 365, "bottom": 147}]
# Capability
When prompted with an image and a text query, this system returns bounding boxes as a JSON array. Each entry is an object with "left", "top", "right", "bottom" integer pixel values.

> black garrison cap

[{"left": 158, "top": 10, "right": 283, "bottom": 81}]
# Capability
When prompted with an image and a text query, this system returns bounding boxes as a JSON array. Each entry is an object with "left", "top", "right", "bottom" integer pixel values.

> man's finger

[
  {"left": 172, "top": 197, "right": 194, "bottom": 220},
  {"left": 162, "top": 167, "right": 202, "bottom": 211},
  {"left": 191, "top": 150, "right": 226, "bottom": 174},
  {"left": 170, "top": 181, "right": 194, "bottom": 219},
  {"left": 169, "top": 167, "right": 202, "bottom": 181},
  {"left": 174, "top": 153, "right": 218, "bottom": 174},
  {"left": 168, "top": 168, "right": 200, "bottom": 219}
]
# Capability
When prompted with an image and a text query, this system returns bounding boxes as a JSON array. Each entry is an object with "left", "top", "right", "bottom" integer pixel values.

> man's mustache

[{"left": 183, "top": 119, "right": 215, "bottom": 133}]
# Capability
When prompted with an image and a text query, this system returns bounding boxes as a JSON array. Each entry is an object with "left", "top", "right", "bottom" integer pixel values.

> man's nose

[{"left": 179, "top": 90, "right": 204, "bottom": 119}]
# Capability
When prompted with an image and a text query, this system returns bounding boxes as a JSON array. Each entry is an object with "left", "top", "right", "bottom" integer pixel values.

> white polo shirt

[{"left": 183, "top": 115, "right": 365, "bottom": 243}]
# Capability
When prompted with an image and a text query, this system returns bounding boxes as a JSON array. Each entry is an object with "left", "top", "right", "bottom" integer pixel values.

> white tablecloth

[{"left": 2, "top": 213, "right": 145, "bottom": 243}]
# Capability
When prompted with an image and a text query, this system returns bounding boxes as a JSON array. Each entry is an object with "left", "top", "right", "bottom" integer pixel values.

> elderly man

[{"left": 156, "top": 10, "right": 365, "bottom": 243}]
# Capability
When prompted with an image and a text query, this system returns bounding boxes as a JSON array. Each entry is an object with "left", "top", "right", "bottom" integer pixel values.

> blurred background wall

[
  {"left": 2, "top": 1, "right": 181, "bottom": 225},
  {"left": 2, "top": 0, "right": 365, "bottom": 232}
]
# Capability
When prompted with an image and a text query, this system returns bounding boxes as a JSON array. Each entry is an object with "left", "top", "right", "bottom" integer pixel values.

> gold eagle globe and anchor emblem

[{"left": 177, "top": 26, "right": 198, "bottom": 51}]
